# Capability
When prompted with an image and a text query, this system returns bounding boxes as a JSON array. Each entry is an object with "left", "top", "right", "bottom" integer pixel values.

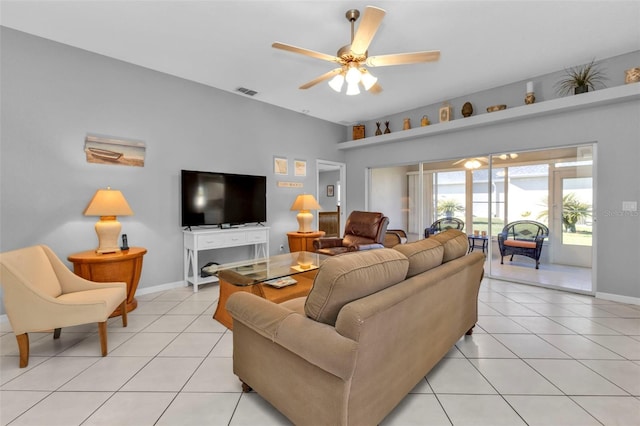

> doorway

[
  {"left": 550, "top": 167, "right": 593, "bottom": 267},
  {"left": 317, "top": 160, "right": 346, "bottom": 237}
]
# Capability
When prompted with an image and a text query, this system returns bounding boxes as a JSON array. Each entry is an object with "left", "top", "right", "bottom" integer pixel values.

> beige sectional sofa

[{"left": 226, "top": 229, "right": 485, "bottom": 425}]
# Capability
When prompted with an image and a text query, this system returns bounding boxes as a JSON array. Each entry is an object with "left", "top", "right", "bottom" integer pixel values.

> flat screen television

[{"left": 181, "top": 169, "right": 267, "bottom": 227}]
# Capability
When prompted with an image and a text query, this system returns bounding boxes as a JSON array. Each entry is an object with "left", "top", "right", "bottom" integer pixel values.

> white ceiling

[{"left": 2, "top": 0, "right": 639, "bottom": 124}]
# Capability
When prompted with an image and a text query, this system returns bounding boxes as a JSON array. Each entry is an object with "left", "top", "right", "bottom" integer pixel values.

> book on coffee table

[{"left": 264, "top": 276, "right": 297, "bottom": 288}]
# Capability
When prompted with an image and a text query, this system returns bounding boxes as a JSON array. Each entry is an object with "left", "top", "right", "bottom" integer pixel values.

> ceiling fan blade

[
  {"left": 350, "top": 6, "right": 386, "bottom": 56},
  {"left": 272, "top": 42, "right": 341, "bottom": 63},
  {"left": 299, "top": 68, "right": 343, "bottom": 90},
  {"left": 452, "top": 159, "right": 467, "bottom": 165},
  {"left": 366, "top": 50, "right": 440, "bottom": 67},
  {"left": 368, "top": 82, "right": 383, "bottom": 94}
]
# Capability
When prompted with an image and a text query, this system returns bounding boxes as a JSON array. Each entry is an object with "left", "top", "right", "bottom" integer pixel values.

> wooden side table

[
  {"left": 68, "top": 247, "right": 147, "bottom": 317},
  {"left": 287, "top": 231, "right": 325, "bottom": 252}
]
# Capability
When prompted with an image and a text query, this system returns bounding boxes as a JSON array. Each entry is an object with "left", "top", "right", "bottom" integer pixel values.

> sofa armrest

[
  {"left": 313, "top": 237, "right": 345, "bottom": 250},
  {"left": 387, "top": 229, "right": 407, "bottom": 238},
  {"left": 227, "top": 292, "right": 358, "bottom": 380},
  {"left": 351, "top": 243, "right": 384, "bottom": 251}
]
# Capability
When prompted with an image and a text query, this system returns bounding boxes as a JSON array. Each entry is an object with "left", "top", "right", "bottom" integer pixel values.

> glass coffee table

[{"left": 213, "top": 251, "right": 330, "bottom": 329}]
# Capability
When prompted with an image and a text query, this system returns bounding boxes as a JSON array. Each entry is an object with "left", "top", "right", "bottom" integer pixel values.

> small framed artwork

[
  {"left": 439, "top": 105, "right": 452, "bottom": 123},
  {"left": 327, "top": 185, "right": 335, "bottom": 197},
  {"left": 274, "top": 156, "right": 288, "bottom": 175},
  {"left": 294, "top": 159, "right": 307, "bottom": 177}
]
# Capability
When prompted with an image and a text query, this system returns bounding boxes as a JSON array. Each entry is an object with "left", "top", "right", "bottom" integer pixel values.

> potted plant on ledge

[{"left": 555, "top": 59, "right": 607, "bottom": 96}]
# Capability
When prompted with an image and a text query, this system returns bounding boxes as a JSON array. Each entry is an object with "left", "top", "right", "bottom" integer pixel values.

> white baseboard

[
  {"left": 135, "top": 280, "right": 188, "bottom": 295},
  {"left": 595, "top": 291, "right": 640, "bottom": 305}
]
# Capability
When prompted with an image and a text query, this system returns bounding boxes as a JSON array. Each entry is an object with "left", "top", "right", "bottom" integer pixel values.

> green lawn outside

[{"left": 469, "top": 217, "right": 592, "bottom": 246}]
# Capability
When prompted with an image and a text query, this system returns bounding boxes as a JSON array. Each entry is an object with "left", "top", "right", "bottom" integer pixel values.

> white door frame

[{"left": 316, "top": 159, "right": 346, "bottom": 236}]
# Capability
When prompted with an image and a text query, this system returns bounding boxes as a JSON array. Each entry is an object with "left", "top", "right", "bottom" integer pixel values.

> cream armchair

[{"left": 0, "top": 245, "right": 127, "bottom": 367}]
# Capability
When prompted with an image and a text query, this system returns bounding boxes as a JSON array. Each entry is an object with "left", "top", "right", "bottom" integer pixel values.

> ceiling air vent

[{"left": 236, "top": 87, "right": 258, "bottom": 96}]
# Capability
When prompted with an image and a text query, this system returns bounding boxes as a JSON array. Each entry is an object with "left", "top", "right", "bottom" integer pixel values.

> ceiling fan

[
  {"left": 453, "top": 153, "right": 519, "bottom": 169},
  {"left": 272, "top": 6, "right": 440, "bottom": 95},
  {"left": 453, "top": 157, "right": 489, "bottom": 169}
]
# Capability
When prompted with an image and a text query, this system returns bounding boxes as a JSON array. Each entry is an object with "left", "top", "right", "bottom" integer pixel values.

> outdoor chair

[
  {"left": 498, "top": 220, "right": 549, "bottom": 269},
  {"left": 424, "top": 217, "right": 465, "bottom": 238}
]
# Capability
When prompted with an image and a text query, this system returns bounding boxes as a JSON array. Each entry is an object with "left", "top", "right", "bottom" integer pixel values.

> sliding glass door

[
  {"left": 368, "top": 144, "right": 595, "bottom": 293},
  {"left": 550, "top": 166, "right": 593, "bottom": 267}
]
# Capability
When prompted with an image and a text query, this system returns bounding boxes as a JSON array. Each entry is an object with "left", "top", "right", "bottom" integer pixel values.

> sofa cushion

[
  {"left": 430, "top": 229, "right": 469, "bottom": 263},
  {"left": 304, "top": 249, "right": 409, "bottom": 326},
  {"left": 393, "top": 238, "right": 444, "bottom": 278}
]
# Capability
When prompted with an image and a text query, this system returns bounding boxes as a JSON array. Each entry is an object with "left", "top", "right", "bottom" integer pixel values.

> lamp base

[
  {"left": 95, "top": 216, "right": 122, "bottom": 254},
  {"left": 296, "top": 210, "right": 314, "bottom": 233}
]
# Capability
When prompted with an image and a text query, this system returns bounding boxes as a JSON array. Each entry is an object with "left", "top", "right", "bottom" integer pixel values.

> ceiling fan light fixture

[
  {"left": 465, "top": 160, "right": 481, "bottom": 169},
  {"left": 328, "top": 73, "right": 345, "bottom": 92},
  {"left": 360, "top": 69, "right": 377, "bottom": 90},
  {"left": 498, "top": 153, "right": 519, "bottom": 160},
  {"left": 346, "top": 80, "right": 360, "bottom": 95},
  {"left": 345, "top": 65, "right": 361, "bottom": 85}
]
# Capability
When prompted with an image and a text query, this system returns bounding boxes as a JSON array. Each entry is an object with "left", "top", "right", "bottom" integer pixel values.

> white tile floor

[{"left": 1, "top": 278, "right": 639, "bottom": 426}]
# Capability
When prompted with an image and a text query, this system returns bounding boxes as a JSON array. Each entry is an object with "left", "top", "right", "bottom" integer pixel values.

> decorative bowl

[{"left": 486, "top": 104, "right": 507, "bottom": 113}]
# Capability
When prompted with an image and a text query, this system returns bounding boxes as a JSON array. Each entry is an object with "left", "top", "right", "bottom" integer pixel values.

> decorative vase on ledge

[
  {"left": 525, "top": 93, "right": 536, "bottom": 104},
  {"left": 384, "top": 121, "right": 391, "bottom": 134},
  {"left": 375, "top": 122, "right": 382, "bottom": 136},
  {"left": 461, "top": 102, "right": 473, "bottom": 117},
  {"left": 574, "top": 85, "right": 589, "bottom": 95},
  {"left": 625, "top": 67, "right": 640, "bottom": 84}
]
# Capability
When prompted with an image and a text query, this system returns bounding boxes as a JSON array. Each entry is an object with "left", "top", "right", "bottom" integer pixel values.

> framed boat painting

[{"left": 84, "top": 134, "right": 145, "bottom": 167}]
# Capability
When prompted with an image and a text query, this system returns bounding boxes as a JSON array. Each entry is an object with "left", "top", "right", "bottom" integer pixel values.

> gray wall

[
  {"left": 370, "top": 166, "right": 410, "bottom": 230},
  {"left": 0, "top": 28, "right": 345, "bottom": 312},
  {"left": 343, "top": 52, "right": 640, "bottom": 300}
]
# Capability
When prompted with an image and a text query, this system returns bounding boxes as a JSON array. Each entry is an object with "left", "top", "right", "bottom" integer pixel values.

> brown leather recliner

[{"left": 313, "top": 211, "right": 389, "bottom": 256}]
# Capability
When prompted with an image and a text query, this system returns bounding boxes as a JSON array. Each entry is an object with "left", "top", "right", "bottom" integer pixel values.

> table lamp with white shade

[
  {"left": 83, "top": 187, "right": 133, "bottom": 254},
  {"left": 290, "top": 194, "right": 321, "bottom": 233}
]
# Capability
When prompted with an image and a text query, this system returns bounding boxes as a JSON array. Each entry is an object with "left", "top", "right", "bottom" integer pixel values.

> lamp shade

[
  {"left": 290, "top": 194, "right": 321, "bottom": 233},
  {"left": 84, "top": 187, "right": 133, "bottom": 217},
  {"left": 84, "top": 187, "right": 133, "bottom": 254},
  {"left": 290, "top": 194, "right": 321, "bottom": 212}
]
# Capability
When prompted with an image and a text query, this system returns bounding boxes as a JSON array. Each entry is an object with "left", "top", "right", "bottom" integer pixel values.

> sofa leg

[
  {"left": 500, "top": 257, "right": 504, "bottom": 265},
  {"left": 16, "top": 333, "right": 29, "bottom": 368},
  {"left": 53, "top": 328, "right": 61, "bottom": 339},
  {"left": 241, "top": 381, "right": 252, "bottom": 393},
  {"left": 465, "top": 326, "right": 474, "bottom": 335},
  {"left": 98, "top": 322, "right": 108, "bottom": 356}
]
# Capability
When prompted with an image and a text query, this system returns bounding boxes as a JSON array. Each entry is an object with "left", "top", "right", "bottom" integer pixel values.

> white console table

[{"left": 183, "top": 226, "right": 269, "bottom": 292}]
